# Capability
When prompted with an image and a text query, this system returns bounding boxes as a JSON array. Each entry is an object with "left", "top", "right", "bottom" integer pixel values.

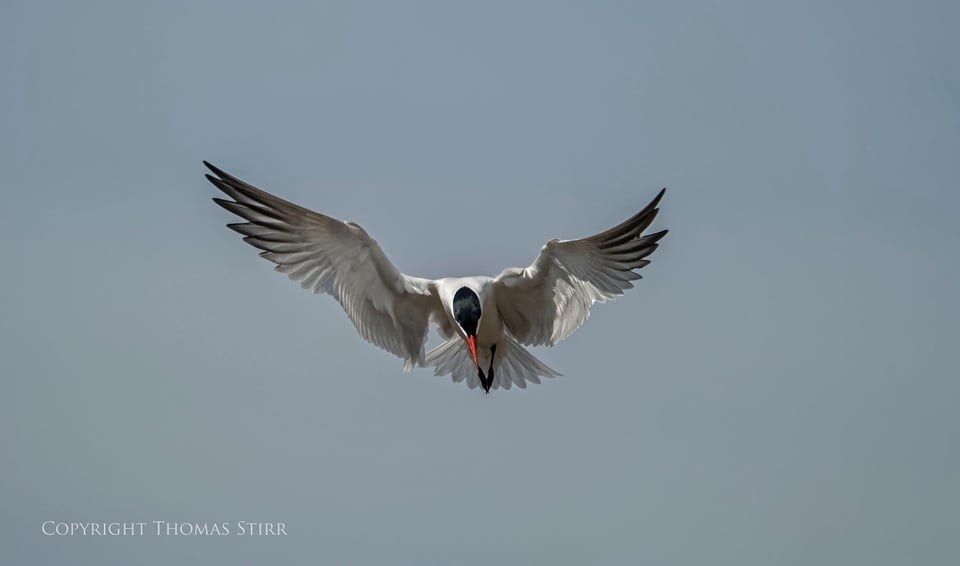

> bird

[{"left": 203, "top": 161, "right": 668, "bottom": 393}]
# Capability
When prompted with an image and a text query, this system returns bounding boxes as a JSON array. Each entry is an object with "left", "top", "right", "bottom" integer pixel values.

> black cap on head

[{"left": 453, "top": 287, "right": 481, "bottom": 336}]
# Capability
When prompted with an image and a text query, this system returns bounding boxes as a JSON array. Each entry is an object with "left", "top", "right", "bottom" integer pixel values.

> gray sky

[{"left": 2, "top": 1, "right": 958, "bottom": 564}]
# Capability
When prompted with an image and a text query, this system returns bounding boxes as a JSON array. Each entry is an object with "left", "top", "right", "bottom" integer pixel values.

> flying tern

[{"left": 204, "top": 162, "right": 668, "bottom": 393}]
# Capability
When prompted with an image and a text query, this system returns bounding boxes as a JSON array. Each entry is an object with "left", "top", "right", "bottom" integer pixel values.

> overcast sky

[{"left": 2, "top": 1, "right": 958, "bottom": 564}]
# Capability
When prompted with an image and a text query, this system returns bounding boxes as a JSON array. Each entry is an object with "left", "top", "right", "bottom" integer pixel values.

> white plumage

[{"left": 205, "top": 161, "right": 667, "bottom": 392}]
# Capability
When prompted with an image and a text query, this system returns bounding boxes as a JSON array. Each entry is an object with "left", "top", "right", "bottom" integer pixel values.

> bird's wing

[
  {"left": 493, "top": 189, "right": 667, "bottom": 347},
  {"left": 204, "top": 161, "right": 440, "bottom": 370}
]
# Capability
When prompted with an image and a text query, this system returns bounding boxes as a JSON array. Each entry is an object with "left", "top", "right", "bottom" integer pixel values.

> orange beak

[{"left": 466, "top": 335, "right": 480, "bottom": 370}]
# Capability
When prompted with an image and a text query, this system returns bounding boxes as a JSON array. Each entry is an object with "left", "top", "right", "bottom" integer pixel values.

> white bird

[{"left": 204, "top": 162, "right": 667, "bottom": 393}]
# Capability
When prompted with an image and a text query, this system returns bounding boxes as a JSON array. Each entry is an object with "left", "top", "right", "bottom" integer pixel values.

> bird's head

[{"left": 452, "top": 286, "right": 482, "bottom": 371}]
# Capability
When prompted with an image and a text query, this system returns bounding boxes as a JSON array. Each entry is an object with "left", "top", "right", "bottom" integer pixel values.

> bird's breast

[{"left": 478, "top": 293, "right": 504, "bottom": 347}]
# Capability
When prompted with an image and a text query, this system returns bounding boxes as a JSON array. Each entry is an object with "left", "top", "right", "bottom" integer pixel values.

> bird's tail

[{"left": 424, "top": 335, "right": 561, "bottom": 391}]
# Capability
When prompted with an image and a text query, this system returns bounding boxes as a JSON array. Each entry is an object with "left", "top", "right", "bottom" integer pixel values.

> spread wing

[
  {"left": 494, "top": 189, "right": 667, "bottom": 346},
  {"left": 204, "top": 161, "right": 441, "bottom": 370}
]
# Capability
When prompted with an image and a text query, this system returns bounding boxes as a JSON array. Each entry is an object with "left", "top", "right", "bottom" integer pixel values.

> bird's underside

[{"left": 204, "top": 161, "right": 667, "bottom": 393}]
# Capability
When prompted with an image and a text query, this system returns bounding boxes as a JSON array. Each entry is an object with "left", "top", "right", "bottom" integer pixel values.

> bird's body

[
  {"left": 204, "top": 162, "right": 667, "bottom": 392},
  {"left": 435, "top": 276, "right": 502, "bottom": 347}
]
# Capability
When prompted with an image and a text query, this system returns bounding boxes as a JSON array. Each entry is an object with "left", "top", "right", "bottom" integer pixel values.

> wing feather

[
  {"left": 204, "top": 161, "right": 439, "bottom": 370},
  {"left": 494, "top": 189, "right": 667, "bottom": 346}
]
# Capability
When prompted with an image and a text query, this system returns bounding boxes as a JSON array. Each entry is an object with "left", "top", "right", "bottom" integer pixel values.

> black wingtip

[
  {"left": 205, "top": 173, "right": 236, "bottom": 197},
  {"left": 203, "top": 160, "right": 227, "bottom": 179},
  {"left": 211, "top": 197, "right": 233, "bottom": 211},
  {"left": 644, "top": 229, "right": 669, "bottom": 245},
  {"left": 647, "top": 187, "right": 666, "bottom": 210}
]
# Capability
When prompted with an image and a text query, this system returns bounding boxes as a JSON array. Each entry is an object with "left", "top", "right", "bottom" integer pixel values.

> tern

[{"left": 204, "top": 162, "right": 668, "bottom": 393}]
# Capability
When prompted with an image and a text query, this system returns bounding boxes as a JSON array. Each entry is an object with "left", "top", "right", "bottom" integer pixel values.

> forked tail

[{"left": 424, "top": 335, "right": 561, "bottom": 391}]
